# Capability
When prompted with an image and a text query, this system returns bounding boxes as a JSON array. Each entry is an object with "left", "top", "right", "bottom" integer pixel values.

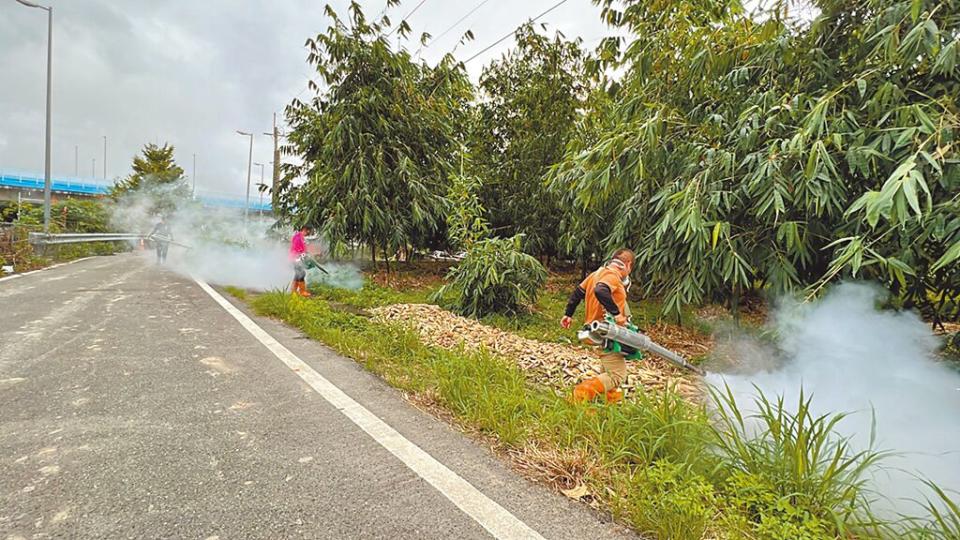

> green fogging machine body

[
  {"left": 300, "top": 254, "right": 329, "bottom": 274},
  {"left": 578, "top": 317, "right": 706, "bottom": 376}
]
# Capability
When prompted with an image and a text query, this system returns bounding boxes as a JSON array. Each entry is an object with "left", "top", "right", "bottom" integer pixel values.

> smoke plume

[
  {"left": 707, "top": 283, "right": 960, "bottom": 515},
  {"left": 109, "top": 183, "right": 362, "bottom": 291}
]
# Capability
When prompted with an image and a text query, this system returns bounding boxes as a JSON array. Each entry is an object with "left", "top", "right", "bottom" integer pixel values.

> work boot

[
  {"left": 572, "top": 378, "right": 606, "bottom": 402},
  {"left": 297, "top": 280, "right": 312, "bottom": 298},
  {"left": 604, "top": 389, "right": 623, "bottom": 404}
]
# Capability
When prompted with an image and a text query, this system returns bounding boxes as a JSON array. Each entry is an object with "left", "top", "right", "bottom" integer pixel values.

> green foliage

[
  {"left": 710, "top": 385, "right": 885, "bottom": 537},
  {"left": 434, "top": 236, "right": 547, "bottom": 317},
  {"left": 445, "top": 167, "right": 489, "bottom": 250},
  {"left": 278, "top": 1, "right": 472, "bottom": 260},
  {"left": 0, "top": 199, "right": 121, "bottom": 271},
  {"left": 471, "top": 24, "right": 589, "bottom": 260},
  {"left": 611, "top": 461, "right": 718, "bottom": 540},
  {"left": 6, "top": 199, "right": 110, "bottom": 233},
  {"left": 904, "top": 479, "right": 960, "bottom": 539},
  {"left": 223, "top": 286, "right": 249, "bottom": 301},
  {"left": 110, "top": 143, "right": 191, "bottom": 216},
  {"left": 551, "top": 0, "right": 960, "bottom": 321},
  {"left": 546, "top": 84, "right": 623, "bottom": 271}
]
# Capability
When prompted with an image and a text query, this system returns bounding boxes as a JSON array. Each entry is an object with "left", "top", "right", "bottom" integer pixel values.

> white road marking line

[
  {"left": 194, "top": 279, "right": 545, "bottom": 540},
  {"left": 0, "top": 257, "right": 96, "bottom": 283}
]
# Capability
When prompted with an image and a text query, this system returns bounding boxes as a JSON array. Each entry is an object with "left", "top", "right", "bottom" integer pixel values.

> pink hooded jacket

[{"left": 289, "top": 230, "right": 307, "bottom": 262}]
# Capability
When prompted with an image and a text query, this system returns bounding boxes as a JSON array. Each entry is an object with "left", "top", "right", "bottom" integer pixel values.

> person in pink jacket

[{"left": 289, "top": 226, "right": 312, "bottom": 297}]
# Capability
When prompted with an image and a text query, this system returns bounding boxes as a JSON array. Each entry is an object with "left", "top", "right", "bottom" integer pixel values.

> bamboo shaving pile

[{"left": 370, "top": 303, "right": 704, "bottom": 400}]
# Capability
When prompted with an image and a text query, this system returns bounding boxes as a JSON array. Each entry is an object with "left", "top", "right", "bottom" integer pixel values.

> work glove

[{"left": 560, "top": 316, "right": 573, "bottom": 329}]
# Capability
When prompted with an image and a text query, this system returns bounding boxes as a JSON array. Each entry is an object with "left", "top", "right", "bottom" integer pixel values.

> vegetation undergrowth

[
  {"left": 1, "top": 199, "right": 128, "bottom": 272},
  {"left": 243, "top": 288, "right": 956, "bottom": 539}
]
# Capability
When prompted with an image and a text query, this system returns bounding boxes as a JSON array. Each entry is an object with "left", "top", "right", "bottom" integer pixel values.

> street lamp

[
  {"left": 254, "top": 162, "right": 265, "bottom": 218},
  {"left": 16, "top": 0, "right": 53, "bottom": 232},
  {"left": 102, "top": 135, "right": 107, "bottom": 179},
  {"left": 236, "top": 130, "right": 253, "bottom": 223}
]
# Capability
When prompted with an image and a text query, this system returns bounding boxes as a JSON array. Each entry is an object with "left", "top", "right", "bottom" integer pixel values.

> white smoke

[
  {"left": 707, "top": 283, "right": 960, "bottom": 515},
  {"left": 108, "top": 183, "right": 362, "bottom": 291}
]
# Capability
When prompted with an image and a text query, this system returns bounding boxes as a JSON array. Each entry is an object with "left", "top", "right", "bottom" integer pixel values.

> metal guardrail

[{"left": 28, "top": 232, "right": 144, "bottom": 245}]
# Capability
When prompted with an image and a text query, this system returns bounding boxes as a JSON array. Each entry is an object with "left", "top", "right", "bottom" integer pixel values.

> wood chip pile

[{"left": 370, "top": 303, "right": 704, "bottom": 400}]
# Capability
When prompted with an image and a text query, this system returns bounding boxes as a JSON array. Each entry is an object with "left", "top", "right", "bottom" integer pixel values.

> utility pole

[
  {"left": 236, "top": 130, "right": 254, "bottom": 224},
  {"left": 74, "top": 145, "right": 78, "bottom": 176},
  {"left": 91, "top": 157, "right": 96, "bottom": 178},
  {"left": 16, "top": 0, "right": 53, "bottom": 232},
  {"left": 264, "top": 112, "right": 280, "bottom": 206},
  {"left": 102, "top": 135, "right": 107, "bottom": 179}
]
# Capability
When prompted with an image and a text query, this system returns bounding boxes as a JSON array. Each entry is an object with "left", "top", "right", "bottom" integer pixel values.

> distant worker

[
  {"left": 289, "top": 225, "right": 312, "bottom": 298},
  {"left": 560, "top": 248, "right": 636, "bottom": 403},
  {"left": 149, "top": 216, "right": 172, "bottom": 264}
]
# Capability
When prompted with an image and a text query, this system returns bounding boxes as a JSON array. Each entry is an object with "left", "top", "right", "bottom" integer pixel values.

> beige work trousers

[{"left": 597, "top": 351, "right": 627, "bottom": 391}]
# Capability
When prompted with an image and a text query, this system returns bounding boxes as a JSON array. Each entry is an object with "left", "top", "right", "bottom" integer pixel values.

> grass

[
  {"left": 306, "top": 276, "right": 710, "bottom": 351},
  {"left": 238, "top": 284, "right": 960, "bottom": 539},
  {"left": 223, "top": 286, "right": 249, "bottom": 301}
]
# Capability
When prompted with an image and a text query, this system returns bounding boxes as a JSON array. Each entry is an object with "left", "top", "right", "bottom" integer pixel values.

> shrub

[{"left": 433, "top": 235, "right": 547, "bottom": 317}]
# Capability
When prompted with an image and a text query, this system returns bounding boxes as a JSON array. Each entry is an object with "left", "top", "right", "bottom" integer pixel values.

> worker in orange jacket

[{"left": 560, "top": 248, "right": 635, "bottom": 403}]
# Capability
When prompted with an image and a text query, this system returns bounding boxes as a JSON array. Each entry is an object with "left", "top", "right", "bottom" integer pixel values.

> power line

[
  {"left": 424, "top": 0, "right": 494, "bottom": 48},
  {"left": 386, "top": 0, "right": 430, "bottom": 37},
  {"left": 463, "top": 0, "right": 571, "bottom": 64}
]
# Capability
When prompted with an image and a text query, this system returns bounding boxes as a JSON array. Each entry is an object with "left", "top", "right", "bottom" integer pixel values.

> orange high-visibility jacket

[{"left": 576, "top": 266, "right": 628, "bottom": 324}]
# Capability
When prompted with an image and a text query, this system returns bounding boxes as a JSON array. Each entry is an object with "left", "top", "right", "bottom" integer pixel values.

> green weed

[
  {"left": 223, "top": 286, "right": 248, "bottom": 301},
  {"left": 899, "top": 480, "right": 960, "bottom": 540},
  {"left": 709, "top": 384, "right": 888, "bottom": 538},
  {"left": 610, "top": 461, "right": 719, "bottom": 540}
]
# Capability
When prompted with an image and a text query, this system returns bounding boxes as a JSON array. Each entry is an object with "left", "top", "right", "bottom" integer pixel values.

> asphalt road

[{"left": 0, "top": 254, "right": 635, "bottom": 539}]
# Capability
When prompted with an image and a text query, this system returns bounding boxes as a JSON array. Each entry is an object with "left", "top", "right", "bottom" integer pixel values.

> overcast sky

[{"left": 1, "top": 0, "right": 611, "bottom": 198}]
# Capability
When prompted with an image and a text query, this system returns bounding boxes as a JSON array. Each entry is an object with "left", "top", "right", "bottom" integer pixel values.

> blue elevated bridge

[{"left": 0, "top": 169, "right": 272, "bottom": 212}]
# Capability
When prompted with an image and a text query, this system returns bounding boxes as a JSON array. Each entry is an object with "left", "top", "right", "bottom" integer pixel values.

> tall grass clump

[
  {"left": 898, "top": 480, "right": 960, "bottom": 540},
  {"left": 709, "top": 385, "right": 887, "bottom": 538}
]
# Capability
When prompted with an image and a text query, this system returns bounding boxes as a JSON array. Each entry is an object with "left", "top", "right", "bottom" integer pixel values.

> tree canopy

[
  {"left": 110, "top": 142, "right": 191, "bottom": 216},
  {"left": 280, "top": 0, "right": 960, "bottom": 322},
  {"left": 277, "top": 1, "right": 473, "bottom": 263},
  {"left": 470, "top": 24, "right": 589, "bottom": 260},
  {"left": 550, "top": 0, "right": 960, "bottom": 320}
]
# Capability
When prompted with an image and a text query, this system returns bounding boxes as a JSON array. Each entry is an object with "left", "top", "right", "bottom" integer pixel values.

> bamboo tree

[
  {"left": 553, "top": 0, "right": 960, "bottom": 321},
  {"left": 277, "top": 1, "right": 473, "bottom": 267},
  {"left": 471, "top": 24, "right": 589, "bottom": 262}
]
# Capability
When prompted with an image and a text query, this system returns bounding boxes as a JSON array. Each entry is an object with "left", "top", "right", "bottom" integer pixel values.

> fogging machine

[
  {"left": 578, "top": 317, "right": 706, "bottom": 375},
  {"left": 300, "top": 254, "right": 329, "bottom": 275},
  {"left": 147, "top": 234, "right": 192, "bottom": 250}
]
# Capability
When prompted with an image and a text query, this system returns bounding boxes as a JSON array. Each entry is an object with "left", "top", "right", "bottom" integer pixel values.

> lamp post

[
  {"left": 15, "top": 0, "right": 53, "bottom": 232},
  {"left": 236, "top": 130, "right": 254, "bottom": 224},
  {"left": 102, "top": 135, "right": 107, "bottom": 179}
]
